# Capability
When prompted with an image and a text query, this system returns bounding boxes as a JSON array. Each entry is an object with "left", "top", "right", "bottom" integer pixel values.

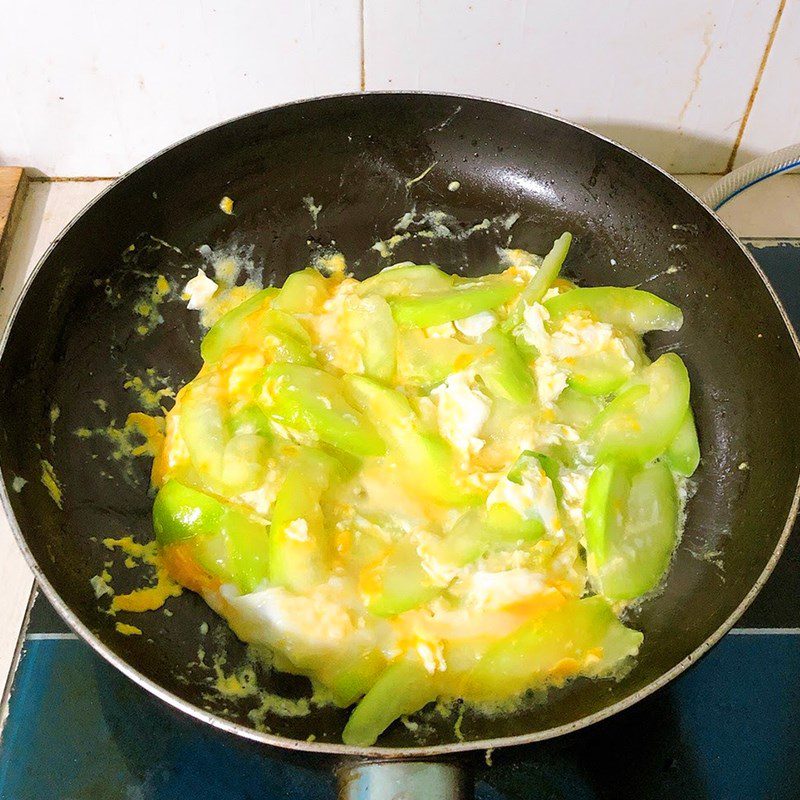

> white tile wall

[
  {"left": 0, "top": 0, "right": 361, "bottom": 176},
  {"left": 0, "top": 0, "right": 798, "bottom": 177},
  {"left": 364, "top": 0, "right": 779, "bottom": 173},
  {"left": 735, "top": 0, "right": 800, "bottom": 165}
]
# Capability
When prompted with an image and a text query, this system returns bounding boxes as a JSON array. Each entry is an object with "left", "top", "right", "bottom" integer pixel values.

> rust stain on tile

[
  {"left": 359, "top": 0, "right": 366, "bottom": 91},
  {"left": 677, "top": 17, "right": 715, "bottom": 128},
  {"left": 726, "top": 0, "right": 788, "bottom": 172}
]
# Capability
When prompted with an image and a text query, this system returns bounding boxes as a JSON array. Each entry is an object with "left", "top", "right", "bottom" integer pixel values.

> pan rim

[{"left": 1, "top": 90, "right": 799, "bottom": 757}]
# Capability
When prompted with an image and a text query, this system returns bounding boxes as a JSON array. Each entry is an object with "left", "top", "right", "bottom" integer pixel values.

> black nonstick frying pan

[{"left": 1, "top": 93, "right": 799, "bottom": 798}]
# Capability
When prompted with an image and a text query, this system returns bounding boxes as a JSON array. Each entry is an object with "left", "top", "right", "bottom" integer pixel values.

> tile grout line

[
  {"left": 359, "top": 0, "right": 366, "bottom": 91},
  {"left": 728, "top": 628, "right": 800, "bottom": 635},
  {"left": 725, "top": 0, "right": 788, "bottom": 172},
  {"left": 743, "top": 236, "right": 800, "bottom": 241},
  {"left": 29, "top": 175, "right": 118, "bottom": 183}
]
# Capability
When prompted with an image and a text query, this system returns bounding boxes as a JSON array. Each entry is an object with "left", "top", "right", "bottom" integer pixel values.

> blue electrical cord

[{"left": 713, "top": 158, "right": 800, "bottom": 210}]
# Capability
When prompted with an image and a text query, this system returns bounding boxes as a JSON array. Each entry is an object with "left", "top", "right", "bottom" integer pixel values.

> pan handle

[
  {"left": 337, "top": 760, "right": 466, "bottom": 800},
  {"left": 701, "top": 143, "right": 800, "bottom": 211}
]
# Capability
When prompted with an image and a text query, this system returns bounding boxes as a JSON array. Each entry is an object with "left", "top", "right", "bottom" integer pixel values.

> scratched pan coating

[{"left": 1, "top": 94, "right": 799, "bottom": 755}]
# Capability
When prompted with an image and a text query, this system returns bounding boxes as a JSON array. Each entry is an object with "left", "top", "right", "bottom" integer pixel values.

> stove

[{"left": 1, "top": 241, "right": 799, "bottom": 800}]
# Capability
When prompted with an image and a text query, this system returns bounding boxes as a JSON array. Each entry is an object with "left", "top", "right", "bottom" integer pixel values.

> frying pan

[{"left": 1, "top": 93, "right": 799, "bottom": 798}]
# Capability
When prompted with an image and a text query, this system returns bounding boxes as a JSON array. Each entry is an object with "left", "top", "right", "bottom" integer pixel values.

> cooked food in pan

[{"left": 149, "top": 233, "right": 696, "bottom": 745}]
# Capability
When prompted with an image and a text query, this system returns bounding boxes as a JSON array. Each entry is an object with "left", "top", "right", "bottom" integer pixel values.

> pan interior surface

[{"left": 1, "top": 94, "right": 799, "bottom": 753}]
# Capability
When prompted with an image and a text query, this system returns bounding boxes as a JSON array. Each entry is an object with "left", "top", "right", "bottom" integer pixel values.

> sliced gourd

[
  {"left": 555, "top": 387, "right": 604, "bottom": 433},
  {"left": 227, "top": 404, "right": 272, "bottom": 437},
  {"left": 342, "top": 658, "right": 437, "bottom": 746},
  {"left": 400, "top": 432, "right": 484, "bottom": 508},
  {"left": 504, "top": 232, "right": 572, "bottom": 331},
  {"left": 272, "top": 268, "right": 330, "bottom": 314},
  {"left": 180, "top": 380, "right": 227, "bottom": 482},
  {"left": 584, "top": 461, "right": 632, "bottom": 566},
  {"left": 221, "top": 434, "right": 270, "bottom": 492},
  {"left": 344, "top": 375, "right": 482, "bottom": 507},
  {"left": 321, "top": 649, "right": 386, "bottom": 708},
  {"left": 269, "top": 448, "right": 340, "bottom": 592},
  {"left": 584, "top": 460, "right": 679, "bottom": 600},
  {"left": 260, "top": 308, "right": 312, "bottom": 345},
  {"left": 545, "top": 287, "right": 683, "bottom": 333},
  {"left": 439, "top": 451, "right": 556, "bottom": 566},
  {"left": 201, "top": 287, "right": 279, "bottom": 363},
  {"left": 254, "top": 309, "right": 316, "bottom": 366},
  {"left": 348, "top": 294, "right": 398, "bottom": 382},
  {"left": 665, "top": 407, "right": 700, "bottom": 477},
  {"left": 475, "top": 329, "right": 535, "bottom": 404},
  {"left": 258, "top": 364, "right": 386, "bottom": 457},
  {"left": 590, "top": 353, "right": 690, "bottom": 464},
  {"left": 183, "top": 381, "right": 273, "bottom": 492},
  {"left": 153, "top": 479, "right": 224, "bottom": 545},
  {"left": 343, "top": 374, "right": 417, "bottom": 436},
  {"left": 397, "top": 329, "right": 486, "bottom": 387},
  {"left": 388, "top": 276, "right": 518, "bottom": 328},
  {"left": 461, "top": 596, "right": 643, "bottom": 702},
  {"left": 358, "top": 263, "right": 453, "bottom": 297},
  {"left": 567, "top": 346, "right": 635, "bottom": 396},
  {"left": 441, "top": 505, "right": 545, "bottom": 567},
  {"left": 154, "top": 480, "right": 269, "bottom": 593},
  {"left": 508, "top": 450, "right": 562, "bottom": 501},
  {"left": 362, "top": 539, "right": 441, "bottom": 617}
]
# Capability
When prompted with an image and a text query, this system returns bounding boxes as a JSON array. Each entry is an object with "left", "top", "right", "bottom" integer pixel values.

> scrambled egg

[
  {"left": 454, "top": 311, "right": 496, "bottom": 338},
  {"left": 488, "top": 460, "right": 563, "bottom": 539},
  {"left": 518, "top": 302, "right": 635, "bottom": 408},
  {"left": 102, "top": 536, "right": 182, "bottom": 613},
  {"left": 183, "top": 269, "right": 218, "bottom": 310},
  {"left": 430, "top": 371, "right": 491, "bottom": 458},
  {"left": 216, "top": 579, "right": 369, "bottom": 669}
]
